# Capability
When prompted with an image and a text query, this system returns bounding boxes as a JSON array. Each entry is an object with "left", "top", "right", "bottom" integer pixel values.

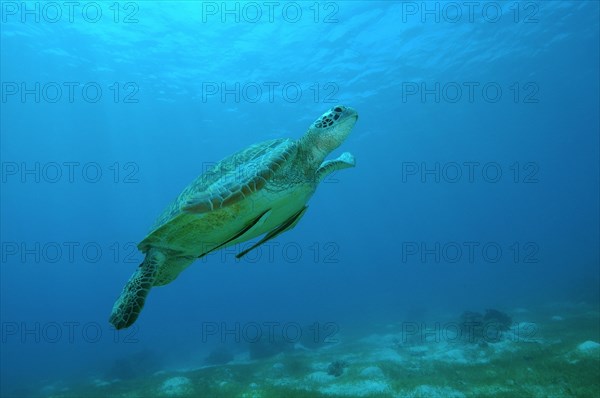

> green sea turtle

[{"left": 109, "top": 105, "right": 358, "bottom": 329}]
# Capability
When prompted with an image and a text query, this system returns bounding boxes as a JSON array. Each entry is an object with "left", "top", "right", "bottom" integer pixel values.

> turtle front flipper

[
  {"left": 316, "top": 152, "right": 356, "bottom": 183},
  {"left": 109, "top": 250, "right": 165, "bottom": 330}
]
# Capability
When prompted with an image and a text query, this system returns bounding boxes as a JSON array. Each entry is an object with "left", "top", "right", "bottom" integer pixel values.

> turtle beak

[
  {"left": 343, "top": 106, "right": 358, "bottom": 120},
  {"left": 326, "top": 106, "right": 358, "bottom": 149},
  {"left": 340, "top": 107, "right": 358, "bottom": 129}
]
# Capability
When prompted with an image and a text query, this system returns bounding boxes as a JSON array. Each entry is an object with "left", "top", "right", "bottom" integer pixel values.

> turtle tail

[{"left": 109, "top": 249, "right": 165, "bottom": 330}]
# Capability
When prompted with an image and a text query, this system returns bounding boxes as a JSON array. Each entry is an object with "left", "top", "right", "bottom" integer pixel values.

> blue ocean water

[{"left": 0, "top": 1, "right": 599, "bottom": 397}]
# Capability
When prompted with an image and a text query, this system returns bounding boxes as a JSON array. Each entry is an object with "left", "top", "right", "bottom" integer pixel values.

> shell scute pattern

[{"left": 146, "top": 138, "right": 295, "bottom": 234}]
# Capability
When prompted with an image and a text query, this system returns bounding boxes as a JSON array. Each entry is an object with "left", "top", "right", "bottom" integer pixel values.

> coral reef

[
  {"left": 327, "top": 360, "right": 348, "bottom": 377},
  {"left": 160, "top": 376, "right": 191, "bottom": 396},
  {"left": 459, "top": 309, "right": 513, "bottom": 344},
  {"left": 483, "top": 309, "right": 512, "bottom": 331},
  {"left": 38, "top": 304, "right": 599, "bottom": 398}
]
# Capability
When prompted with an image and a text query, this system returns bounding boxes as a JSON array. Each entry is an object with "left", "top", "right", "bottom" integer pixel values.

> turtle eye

[{"left": 334, "top": 106, "right": 343, "bottom": 113}]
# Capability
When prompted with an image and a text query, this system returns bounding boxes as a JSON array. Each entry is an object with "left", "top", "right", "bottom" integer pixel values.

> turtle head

[{"left": 303, "top": 105, "right": 358, "bottom": 162}]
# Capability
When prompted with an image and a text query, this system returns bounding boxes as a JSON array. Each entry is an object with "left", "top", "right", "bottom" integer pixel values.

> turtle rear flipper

[{"left": 109, "top": 250, "right": 165, "bottom": 330}]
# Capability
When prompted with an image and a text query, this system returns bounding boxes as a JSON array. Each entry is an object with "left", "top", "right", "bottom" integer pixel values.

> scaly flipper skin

[
  {"left": 315, "top": 152, "right": 356, "bottom": 182},
  {"left": 109, "top": 250, "right": 165, "bottom": 330}
]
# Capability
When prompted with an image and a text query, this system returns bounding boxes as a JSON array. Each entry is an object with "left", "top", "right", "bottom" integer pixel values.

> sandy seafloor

[{"left": 23, "top": 302, "right": 599, "bottom": 398}]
